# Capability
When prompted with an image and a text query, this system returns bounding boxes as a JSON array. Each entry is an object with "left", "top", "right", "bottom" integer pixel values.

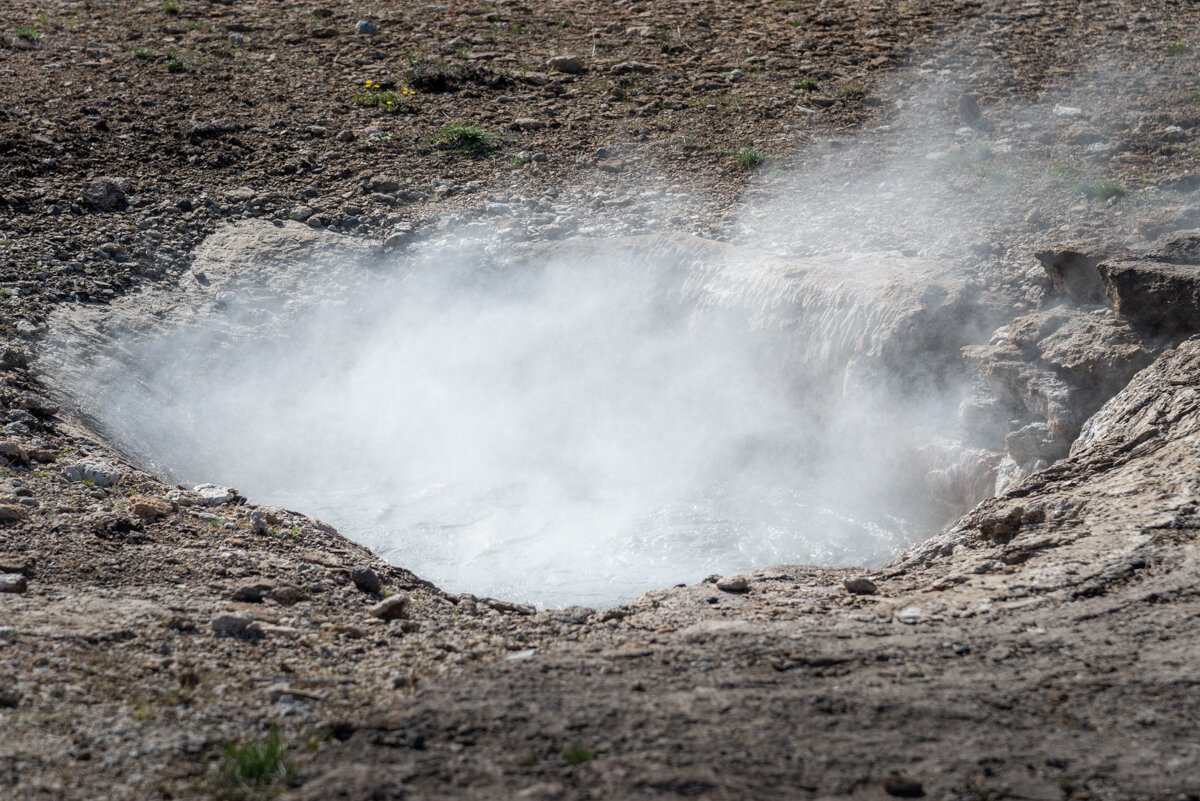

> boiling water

[{"left": 60, "top": 241, "right": 943, "bottom": 610}]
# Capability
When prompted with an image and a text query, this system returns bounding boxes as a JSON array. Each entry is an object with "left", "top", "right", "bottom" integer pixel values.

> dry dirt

[{"left": 2, "top": 1, "right": 1200, "bottom": 800}]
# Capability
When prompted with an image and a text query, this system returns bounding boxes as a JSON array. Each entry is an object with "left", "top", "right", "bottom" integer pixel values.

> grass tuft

[
  {"left": 1073, "top": 178, "right": 1124, "bottom": 200},
  {"left": 212, "top": 725, "right": 291, "bottom": 800},
  {"left": 735, "top": 146, "right": 766, "bottom": 170},
  {"left": 563, "top": 745, "right": 597, "bottom": 765},
  {"left": 430, "top": 121, "right": 502, "bottom": 154}
]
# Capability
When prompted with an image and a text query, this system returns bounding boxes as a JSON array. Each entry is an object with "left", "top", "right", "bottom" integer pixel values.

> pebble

[
  {"left": 211, "top": 611, "right": 255, "bottom": 636},
  {"left": 248, "top": 510, "right": 269, "bottom": 534},
  {"left": 610, "top": 60, "right": 657, "bottom": 75},
  {"left": 0, "top": 442, "right": 28, "bottom": 465},
  {"left": 0, "top": 573, "right": 27, "bottom": 593},
  {"left": 354, "top": 20, "right": 378, "bottom": 35},
  {"left": 64, "top": 458, "right": 123, "bottom": 488},
  {"left": 370, "top": 594, "right": 410, "bottom": 620},
  {"left": 843, "top": 577, "right": 877, "bottom": 595},
  {"left": 487, "top": 598, "right": 537, "bottom": 615},
  {"left": 716, "top": 577, "right": 749, "bottom": 593},
  {"left": 1053, "top": 104, "right": 1083, "bottom": 117},
  {"left": 351, "top": 566, "right": 382, "bottom": 594},
  {"left": 80, "top": 176, "right": 132, "bottom": 211},
  {"left": 882, "top": 775, "right": 924, "bottom": 798},
  {"left": 193, "top": 484, "right": 234, "bottom": 506},
  {"left": 232, "top": 583, "right": 272, "bottom": 602},
  {"left": 130, "top": 495, "right": 173, "bottom": 518},
  {"left": 547, "top": 55, "right": 584, "bottom": 74}
]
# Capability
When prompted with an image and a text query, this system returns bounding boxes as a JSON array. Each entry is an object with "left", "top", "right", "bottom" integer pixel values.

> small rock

[
  {"left": 512, "top": 117, "right": 545, "bottom": 131},
  {"left": 248, "top": 510, "right": 269, "bottom": 534},
  {"left": 335, "top": 129, "right": 356, "bottom": 143},
  {"left": 193, "top": 484, "right": 234, "bottom": 506},
  {"left": 716, "top": 577, "right": 749, "bottom": 593},
  {"left": 81, "top": 176, "right": 132, "bottom": 211},
  {"left": 228, "top": 33, "right": 244, "bottom": 45},
  {"left": 370, "top": 594, "right": 410, "bottom": 620},
  {"left": 487, "top": 598, "right": 537, "bottom": 615},
  {"left": 610, "top": 60, "right": 657, "bottom": 75},
  {"left": 957, "top": 92, "right": 982, "bottom": 124},
  {"left": 64, "top": 458, "right": 123, "bottom": 488},
  {"left": 130, "top": 495, "right": 173, "bottom": 518},
  {"left": 289, "top": 206, "right": 314, "bottom": 222},
  {"left": 354, "top": 20, "right": 378, "bottom": 35},
  {"left": 350, "top": 566, "right": 382, "bottom": 594},
  {"left": 15, "top": 392, "right": 58, "bottom": 417},
  {"left": 0, "top": 442, "right": 28, "bottom": 466},
  {"left": 547, "top": 55, "right": 584, "bottom": 74},
  {"left": 268, "top": 584, "right": 305, "bottom": 605},
  {"left": 368, "top": 174, "right": 400, "bottom": 193},
  {"left": 843, "top": 577, "right": 877, "bottom": 595},
  {"left": 1053, "top": 104, "right": 1082, "bottom": 117},
  {"left": 0, "top": 504, "right": 27, "bottom": 522},
  {"left": 882, "top": 774, "right": 925, "bottom": 798},
  {"left": 232, "top": 583, "right": 272, "bottom": 603},
  {"left": 597, "top": 159, "right": 625, "bottom": 173},
  {"left": 211, "top": 611, "right": 255, "bottom": 636},
  {"left": 0, "top": 574, "right": 27, "bottom": 593}
]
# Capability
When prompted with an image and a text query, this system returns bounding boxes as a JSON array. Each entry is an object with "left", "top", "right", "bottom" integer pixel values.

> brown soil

[{"left": 1, "top": 1, "right": 1199, "bottom": 799}]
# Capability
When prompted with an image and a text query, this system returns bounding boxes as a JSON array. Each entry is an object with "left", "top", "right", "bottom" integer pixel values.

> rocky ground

[{"left": 2, "top": 0, "right": 1200, "bottom": 799}]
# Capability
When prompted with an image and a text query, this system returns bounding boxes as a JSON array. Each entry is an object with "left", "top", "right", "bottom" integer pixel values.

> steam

[{"left": 68, "top": 228, "right": 961, "bottom": 609}]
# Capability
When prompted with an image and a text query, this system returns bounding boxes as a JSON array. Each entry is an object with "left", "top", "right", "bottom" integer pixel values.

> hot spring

[{"left": 42, "top": 222, "right": 992, "bottom": 609}]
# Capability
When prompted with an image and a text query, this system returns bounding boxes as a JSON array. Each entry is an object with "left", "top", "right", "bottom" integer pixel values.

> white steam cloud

[{"left": 66, "top": 228, "right": 961, "bottom": 609}]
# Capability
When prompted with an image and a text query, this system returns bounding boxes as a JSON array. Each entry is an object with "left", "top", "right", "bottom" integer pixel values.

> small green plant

[
  {"left": 165, "top": 50, "right": 191, "bottom": 73},
  {"left": 1167, "top": 39, "right": 1189, "bottom": 56},
  {"left": 455, "top": 44, "right": 470, "bottom": 59},
  {"left": 161, "top": 1, "right": 180, "bottom": 14},
  {"left": 430, "top": 121, "right": 501, "bottom": 154},
  {"left": 682, "top": 137, "right": 699, "bottom": 151},
  {"left": 16, "top": 24, "right": 42, "bottom": 42},
  {"left": 129, "top": 45, "right": 157, "bottom": 60},
  {"left": 213, "top": 726, "right": 291, "bottom": 799},
  {"left": 186, "top": 20, "right": 205, "bottom": 31},
  {"left": 1073, "top": 178, "right": 1124, "bottom": 200},
  {"left": 354, "top": 80, "right": 417, "bottom": 112},
  {"left": 837, "top": 85, "right": 867, "bottom": 99},
  {"left": 735, "top": 146, "right": 766, "bottom": 169},
  {"left": 792, "top": 77, "right": 819, "bottom": 92},
  {"left": 563, "top": 746, "right": 596, "bottom": 765},
  {"left": 789, "top": 17, "right": 806, "bottom": 27}
]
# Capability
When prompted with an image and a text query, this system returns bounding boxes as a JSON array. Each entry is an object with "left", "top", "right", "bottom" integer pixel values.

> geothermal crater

[{"left": 41, "top": 221, "right": 1009, "bottom": 608}]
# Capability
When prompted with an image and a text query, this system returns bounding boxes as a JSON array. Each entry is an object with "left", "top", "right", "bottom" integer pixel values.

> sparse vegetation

[
  {"left": 563, "top": 745, "right": 597, "bottom": 765},
  {"left": 793, "top": 77, "right": 820, "bottom": 92},
  {"left": 129, "top": 45, "right": 157, "bottom": 60},
  {"left": 429, "top": 121, "right": 502, "bottom": 154},
  {"left": 1167, "top": 39, "right": 1190, "bottom": 55},
  {"left": 165, "top": 50, "right": 191, "bottom": 73},
  {"left": 1073, "top": 178, "right": 1125, "bottom": 200},
  {"left": 16, "top": 24, "right": 42, "bottom": 42},
  {"left": 354, "top": 80, "right": 418, "bottom": 113},
  {"left": 212, "top": 726, "right": 292, "bottom": 800},
  {"left": 735, "top": 146, "right": 767, "bottom": 170},
  {"left": 161, "top": 1, "right": 180, "bottom": 14}
]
